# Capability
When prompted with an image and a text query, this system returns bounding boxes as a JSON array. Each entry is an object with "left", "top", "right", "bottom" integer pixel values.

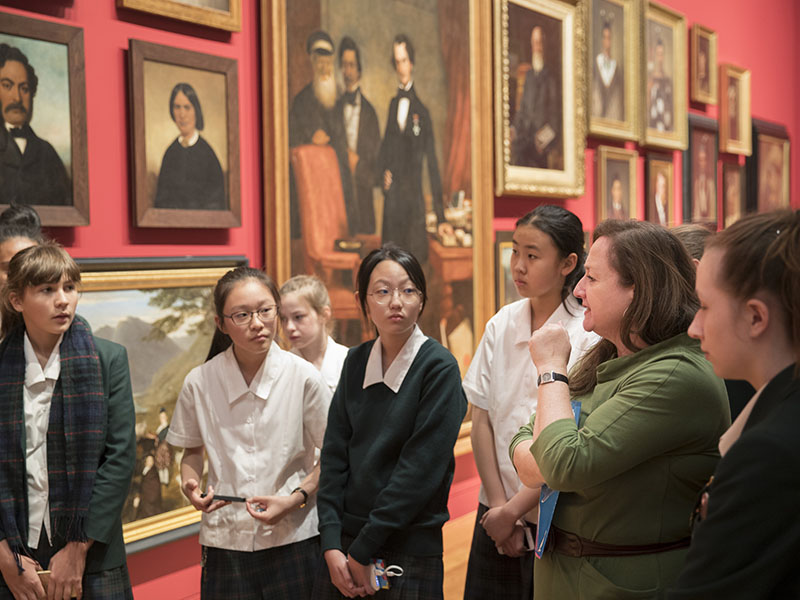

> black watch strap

[
  {"left": 537, "top": 371, "right": 569, "bottom": 386},
  {"left": 291, "top": 486, "right": 309, "bottom": 508}
]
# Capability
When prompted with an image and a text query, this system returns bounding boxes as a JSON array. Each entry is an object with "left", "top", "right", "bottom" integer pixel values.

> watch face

[{"left": 541, "top": 373, "right": 553, "bottom": 383}]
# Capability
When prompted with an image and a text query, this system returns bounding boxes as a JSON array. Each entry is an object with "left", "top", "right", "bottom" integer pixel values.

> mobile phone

[{"left": 200, "top": 492, "right": 246, "bottom": 502}]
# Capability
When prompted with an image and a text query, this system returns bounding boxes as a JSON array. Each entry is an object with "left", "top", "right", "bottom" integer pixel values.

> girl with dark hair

[
  {"left": 669, "top": 210, "right": 800, "bottom": 599},
  {"left": 0, "top": 204, "right": 43, "bottom": 289},
  {"left": 0, "top": 243, "right": 135, "bottom": 599},
  {"left": 462, "top": 205, "right": 599, "bottom": 600},
  {"left": 510, "top": 220, "right": 729, "bottom": 598},
  {"left": 166, "top": 266, "right": 331, "bottom": 600},
  {"left": 154, "top": 82, "right": 226, "bottom": 210},
  {"left": 312, "top": 244, "right": 466, "bottom": 599}
]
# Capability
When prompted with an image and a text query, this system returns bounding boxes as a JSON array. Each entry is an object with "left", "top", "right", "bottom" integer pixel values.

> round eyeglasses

[
  {"left": 368, "top": 286, "right": 422, "bottom": 305},
  {"left": 223, "top": 306, "right": 277, "bottom": 326}
]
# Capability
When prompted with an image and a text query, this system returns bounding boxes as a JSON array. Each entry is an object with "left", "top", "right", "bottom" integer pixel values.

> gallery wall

[{"left": 1, "top": 1, "right": 798, "bottom": 598}]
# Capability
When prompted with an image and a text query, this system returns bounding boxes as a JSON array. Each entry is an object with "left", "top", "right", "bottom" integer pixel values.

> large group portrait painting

[{"left": 285, "top": 0, "right": 475, "bottom": 372}]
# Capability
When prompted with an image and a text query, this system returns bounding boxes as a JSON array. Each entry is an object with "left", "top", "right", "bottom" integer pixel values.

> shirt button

[
  {"left": 246, "top": 417, "right": 253, "bottom": 424},
  {"left": 248, "top": 475, "right": 255, "bottom": 482}
]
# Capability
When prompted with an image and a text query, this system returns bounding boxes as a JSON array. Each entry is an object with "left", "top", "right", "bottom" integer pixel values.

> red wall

[{"left": 2, "top": 1, "right": 798, "bottom": 598}]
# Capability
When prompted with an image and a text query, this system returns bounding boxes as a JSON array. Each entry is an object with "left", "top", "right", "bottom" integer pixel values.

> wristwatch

[
  {"left": 291, "top": 487, "right": 309, "bottom": 508},
  {"left": 537, "top": 371, "right": 569, "bottom": 386}
]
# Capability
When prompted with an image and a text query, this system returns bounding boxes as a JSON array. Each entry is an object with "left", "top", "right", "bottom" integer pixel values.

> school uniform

[
  {"left": 291, "top": 336, "right": 348, "bottom": 395},
  {"left": 167, "top": 342, "right": 332, "bottom": 600}
]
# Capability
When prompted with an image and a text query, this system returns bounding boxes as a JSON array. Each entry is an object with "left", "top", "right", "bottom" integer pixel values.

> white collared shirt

[
  {"left": 397, "top": 81, "right": 413, "bottom": 132},
  {"left": 166, "top": 343, "right": 332, "bottom": 551},
  {"left": 363, "top": 324, "right": 427, "bottom": 393},
  {"left": 178, "top": 130, "right": 199, "bottom": 148},
  {"left": 343, "top": 88, "right": 361, "bottom": 152},
  {"left": 463, "top": 297, "right": 600, "bottom": 519},
  {"left": 596, "top": 53, "right": 617, "bottom": 88},
  {"left": 5, "top": 121, "right": 27, "bottom": 155},
  {"left": 23, "top": 333, "right": 62, "bottom": 548},
  {"left": 291, "top": 336, "right": 348, "bottom": 395}
]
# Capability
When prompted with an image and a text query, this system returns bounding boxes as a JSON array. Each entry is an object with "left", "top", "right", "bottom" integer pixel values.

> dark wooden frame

[
  {"left": 0, "top": 12, "right": 89, "bottom": 226},
  {"left": 682, "top": 112, "right": 719, "bottom": 226},
  {"left": 746, "top": 118, "right": 791, "bottom": 213},
  {"left": 117, "top": 0, "right": 242, "bottom": 32},
  {"left": 128, "top": 39, "right": 240, "bottom": 228}
]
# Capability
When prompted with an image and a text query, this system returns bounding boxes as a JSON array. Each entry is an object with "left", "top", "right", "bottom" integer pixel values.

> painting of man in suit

[
  {"left": 646, "top": 23, "right": 674, "bottom": 133},
  {"left": 692, "top": 135, "right": 716, "bottom": 222},
  {"left": 0, "top": 42, "right": 70, "bottom": 206},
  {"left": 510, "top": 23, "right": 562, "bottom": 169},
  {"left": 377, "top": 33, "right": 453, "bottom": 264},
  {"left": 591, "top": 2, "right": 624, "bottom": 122},
  {"left": 335, "top": 36, "right": 380, "bottom": 235}
]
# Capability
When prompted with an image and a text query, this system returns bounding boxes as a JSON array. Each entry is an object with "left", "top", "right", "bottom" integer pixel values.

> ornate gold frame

[
  {"left": 642, "top": 1, "right": 687, "bottom": 150},
  {"left": 596, "top": 145, "right": 638, "bottom": 220},
  {"left": 80, "top": 266, "right": 230, "bottom": 545},
  {"left": 260, "top": 1, "right": 494, "bottom": 444},
  {"left": 690, "top": 24, "right": 717, "bottom": 105},
  {"left": 117, "top": 0, "right": 242, "bottom": 32},
  {"left": 494, "top": 0, "right": 586, "bottom": 197},
  {"left": 719, "top": 64, "right": 752, "bottom": 156},
  {"left": 586, "top": 0, "right": 640, "bottom": 141}
]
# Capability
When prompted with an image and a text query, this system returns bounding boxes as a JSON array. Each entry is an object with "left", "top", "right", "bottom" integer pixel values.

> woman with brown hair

[
  {"left": 669, "top": 210, "right": 800, "bottom": 599},
  {"left": 510, "top": 220, "right": 730, "bottom": 598}
]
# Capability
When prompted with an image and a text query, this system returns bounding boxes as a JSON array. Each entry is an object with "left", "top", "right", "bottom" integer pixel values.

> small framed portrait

[
  {"left": 129, "top": 40, "right": 240, "bottom": 228},
  {"left": 495, "top": 230, "right": 522, "bottom": 310},
  {"left": 683, "top": 113, "right": 718, "bottom": 225},
  {"left": 0, "top": 13, "right": 89, "bottom": 226},
  {"left": 747, "top": 119, "right": 790, "bottom": 213},
  {"left": 587, "top": 0, "right": 640, "bottom": 140},
  {"left": 597, "top": 145, "right": 637, "bottom": 221},
  {"left": 719, "top": 64, "right": 752, "bottom": 155},
  {"left": 117, "top": 0, "right": 241, "bottom": 32},
  {"left": 642, "top": 2, "right": 687, "bottom": 150},
  {"left": 722, "top": 162, "right": 745, "bottom": 228},
  {"left": 494, "top": 0, "right": 586, "bottom": 197},
  {"left": 645, "top": 152, "right": 673, "bottom": 226},
  {"left": 690, "top": 24, "right": 717, "bottom": 105}
]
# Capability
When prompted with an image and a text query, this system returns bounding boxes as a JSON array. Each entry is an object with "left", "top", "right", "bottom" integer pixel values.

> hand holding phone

[{"left": 200, "top": 492, "right": 246, "bottom": 503}]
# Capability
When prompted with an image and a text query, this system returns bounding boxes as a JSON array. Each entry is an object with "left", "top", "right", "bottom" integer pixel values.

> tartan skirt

[
  {"left": 463, "top": 503, "right": 535, "bottom": 600},
  {"left": 310, "top": 534, "right": 443, "bottom": 600},
  {"left": 0, "top": 565, "right": 133, "bottom": 600},
  {"left": 201, "top": 535, "right": 320, "bottom": 600}
]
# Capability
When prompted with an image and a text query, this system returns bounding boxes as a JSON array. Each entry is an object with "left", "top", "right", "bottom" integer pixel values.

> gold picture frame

[
  {"left": 645, "top": 152, "right": 674, "bottom": 226},
  {"left": 719, "top": 64, "right": 752, "bottom": 156},
  {"left": 494, "top": 0, "right": 587, "bottom": 197},
  {"left": 642, "top": 2, "right": 687, "bottom": 150},
  {"left": 261, "top": 0, "right": 494, "bottom": 442},
  {"left": 587, "top": 0, "right": 640, "bottom": 141},
  {"left": 117, "top": 0, "right": 241, "bottom": 32},
  {"left": 747, "top": 119, "right": 791, "bottom": 213},
  {"left": 690, "top": 24, "right": 717, "bottom": 105},
  {"left": 596, "top": 145, "right": 638, "bottom": 220},
  {"left": 78, "top": 263, "right": 238, "bottom": 545}
]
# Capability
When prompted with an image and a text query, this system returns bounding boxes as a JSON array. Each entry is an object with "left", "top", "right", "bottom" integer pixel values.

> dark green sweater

[{"left": 317, "top": 337, "right": 467, "bottom": 564}]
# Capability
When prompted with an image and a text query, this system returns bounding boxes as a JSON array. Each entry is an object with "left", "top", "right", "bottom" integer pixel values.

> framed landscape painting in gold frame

[
  {"left": 261, "top": 0, "right": 494, "bottom": 438},
  {"left": 642, "top": 2, "right": 687, "bottom": 150},
  {"left": 719, "top": 64, "right": 752, "bottom": 156},
  {"left": 494, "top": 0, "right": 586, "bottom": 197},
  {"left": 690, "top": 24, "right": 717, "bottom": 105},
  {"left": 596, "top": 145, "right": 637, "bottom": 221},
  {"left": 587, "top": 0, "right": 639, "bottom": 141},
  {"left": 117, "top": 0, "right": 241, "bottom": 32}
]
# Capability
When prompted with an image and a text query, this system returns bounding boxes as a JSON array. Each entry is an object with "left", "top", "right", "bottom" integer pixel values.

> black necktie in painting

[
  {"left": 343, "top": 90, "right": 358, "bottom": 105},
  {"left": 9, "top": 127, "right": 30, "bottom": 139}
]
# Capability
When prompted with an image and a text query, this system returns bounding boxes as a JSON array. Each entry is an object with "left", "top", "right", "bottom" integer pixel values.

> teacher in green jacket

[
  {"left": 0, "top": 243, "right": 135, "bottom": 600},
  {"left": 510, "top": 220, "right": 730, "bottom": 598}
]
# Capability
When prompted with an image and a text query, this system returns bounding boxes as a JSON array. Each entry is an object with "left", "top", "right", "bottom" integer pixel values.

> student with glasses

[
  {"left": 311, "top": 244, "right": 467, "bottom": 599},
  {"left": 167, "top": 267, "right": 332, "bottom": 600}
]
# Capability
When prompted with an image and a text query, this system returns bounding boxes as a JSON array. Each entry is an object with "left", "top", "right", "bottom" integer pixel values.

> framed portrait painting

[
  {"left": 117, "top": 0, "right": 242, "bottom": 32},
  {"left": 76, "top": 258, "right": 245, "bottom": 547},
  {"left": 596, "top": 145, "right": 637, "bottom": 221},
  {"left": 747, "top": 119, "right": 790, "bottom": 213},
  {"left": 587, "top": 0, "right": 639, "bottom": 141},
  {"left": 494, "top": 0, "right": 586, "bottom": 197},
  {"left": 722, "top": 162, "right": 745, "bottom": 228},
  {"left": 495, "top": 230, "right": 522, "bottom": 310},
  {"left": 261, "top": 0, "right": 493, "bottom": 398},
  {"left": 719, "top": 64, "right": 752, "bottom": 155},
  {"left": 128, "top": 40, "right": 240, "bottom": 228},
  {"left": 645, "top": 152, "right": 673, "bottom": 226},
  {"left": 682, "top": 113, "right": 718, "bottom": 226},
  {"left": 690, "top": 24, "right": 717, "bottom": 105},
  {"left": 642, "top": 2, "right": 687, "bottom": 150},
  {"left": 0, "top": 12, "right": 89, "bottom": 226}
]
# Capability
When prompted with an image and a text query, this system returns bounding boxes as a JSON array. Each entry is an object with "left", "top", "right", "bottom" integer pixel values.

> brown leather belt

[{"left": 550, "top": 526, "right": 691, "bottom": 558}]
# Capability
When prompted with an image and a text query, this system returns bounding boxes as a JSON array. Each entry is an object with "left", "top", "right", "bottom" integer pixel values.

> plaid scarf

[{"left": 0, "top": 315, "right": 106, "bottom": 571}]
